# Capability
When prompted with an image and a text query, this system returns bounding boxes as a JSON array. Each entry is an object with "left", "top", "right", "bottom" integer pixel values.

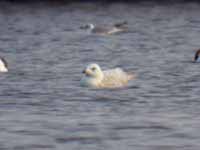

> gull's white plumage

[
  {"left": 80, "top": 63, "right": 134, "bottom": 88},
  {"left": 0, "top": 57, "right": 8, "bottom": 72}
]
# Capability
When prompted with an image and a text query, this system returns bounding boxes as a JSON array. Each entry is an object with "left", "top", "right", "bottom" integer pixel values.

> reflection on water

[{"left": 0, "top": 1, "right": 200, "bottom": 150}]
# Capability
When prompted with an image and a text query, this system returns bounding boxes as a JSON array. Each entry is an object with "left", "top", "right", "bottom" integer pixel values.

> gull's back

[{"left": 99, "top": 68, "right": 134, "bottom": 88}]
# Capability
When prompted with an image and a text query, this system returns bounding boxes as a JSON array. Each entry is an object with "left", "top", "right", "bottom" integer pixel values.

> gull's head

[
  {"left": 82, "top": 63, "right": 103, "bottom": 78},
  {"left": 80, "top": 24, "right": 95, "bottom": 30},
  {"left": 0, "top": 57, "right": 8, "bottom": 72}
]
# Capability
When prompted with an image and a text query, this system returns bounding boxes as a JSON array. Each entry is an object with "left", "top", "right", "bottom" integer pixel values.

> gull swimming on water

[
  {"left": 80, "top": 63, "right": 134, "bottom": 88},
  {"left": 0, "top": 57, "right": 8, "bottom": 72},
  {"left": 80, "top": 21, "right": 128, "bottom": 35}
]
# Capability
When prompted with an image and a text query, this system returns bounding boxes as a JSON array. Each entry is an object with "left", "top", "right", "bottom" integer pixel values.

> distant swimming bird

[
  {"left": 80, "top": 63, "right": 134, "bottom": 88},
  {"left": 80, "top": 21, "right": 128, "bottom": 35},
  {"left": 194, "top": 49, "right": 200, "bottom": 62},
  {"left": 0, "top": 57, "right": 8, "bottom": 72}
]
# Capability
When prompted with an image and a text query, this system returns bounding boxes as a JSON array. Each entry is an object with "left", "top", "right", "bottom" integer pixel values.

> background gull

[{"left": 80, "top": 21, "right": 128, "bottom": 35}]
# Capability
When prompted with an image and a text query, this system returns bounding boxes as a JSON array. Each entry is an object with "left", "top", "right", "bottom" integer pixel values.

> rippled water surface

[{"left": 0, "top": 1, "right": 200, "bottom": 150}]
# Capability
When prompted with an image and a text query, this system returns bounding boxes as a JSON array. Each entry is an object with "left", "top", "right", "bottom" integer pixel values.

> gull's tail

[
  {"left": 114, "top": 21, "right": 128, "bottom": 28},
  {"left": 127, "top": 72, "right": 136, "bottom": 81}
]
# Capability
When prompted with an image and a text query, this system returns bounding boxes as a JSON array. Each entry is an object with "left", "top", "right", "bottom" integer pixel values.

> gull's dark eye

[{"left": 91, "top": 67, "right": 96, "bottom": 71}]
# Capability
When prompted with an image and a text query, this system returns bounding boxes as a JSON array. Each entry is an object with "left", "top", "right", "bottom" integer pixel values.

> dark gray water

[{"left": 0, "top": 1, "right": 200, "bottom": 150}]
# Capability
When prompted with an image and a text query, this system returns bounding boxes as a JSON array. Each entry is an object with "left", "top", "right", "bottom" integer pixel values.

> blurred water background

[{"left": 0, "top": 1, "right": 200, "bottom": 150}]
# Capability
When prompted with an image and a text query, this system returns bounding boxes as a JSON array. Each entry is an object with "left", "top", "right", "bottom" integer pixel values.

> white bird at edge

[
  {"left": 194, "top": 49, "right": 200, "bottom": 62},
  {"left": 0, "top": 57, "right": 8, "bottom": 72}
]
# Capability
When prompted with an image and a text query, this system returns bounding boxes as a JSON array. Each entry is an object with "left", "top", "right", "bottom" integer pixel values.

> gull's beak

[
  {"left": 82, "top": 69, "right": 86, "bottom": 74},
  {"left": 82, "top": 69, "right": 91, "bottom": 76},
  {"left": 80, "top": 26, "right": 84, "bottom": 29},
  {"left": 80, "top": 25, "right": 87, "bottom": 29}
]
